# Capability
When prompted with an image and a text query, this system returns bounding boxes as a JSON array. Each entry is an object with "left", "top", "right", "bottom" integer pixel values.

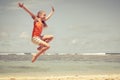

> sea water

[{"left": 0, "top": 60, "right": 120, "bottom": 77}]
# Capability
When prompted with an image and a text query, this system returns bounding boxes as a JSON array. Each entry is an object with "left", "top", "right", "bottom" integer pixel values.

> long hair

[{"left": 42, "top": 21, "right": 48, "bottom": 28}]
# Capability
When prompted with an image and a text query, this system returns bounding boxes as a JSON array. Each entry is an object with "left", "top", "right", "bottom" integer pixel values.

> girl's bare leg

[
  {"left": 37, "top": 35, "right": 53, "bottom": 50},
  {"left": 42, "top": 35, "right": 54, "bottom": 42},
  {"left": 32, "top": 46, "right": 49, "bottom": 63},
  {"left": 32, "top": 35, "right": 54, "bottom": 63},
  {"left": 32, "top": 40, "right": 50, "bottom": 63}
]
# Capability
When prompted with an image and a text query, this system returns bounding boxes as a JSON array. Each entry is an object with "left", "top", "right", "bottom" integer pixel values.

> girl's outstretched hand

[
  {"left": 18, "top": 2, "right": 24, "bottom": 8},
  {"left": 51, "top": 6, "right": 55, "bottom": 12}
]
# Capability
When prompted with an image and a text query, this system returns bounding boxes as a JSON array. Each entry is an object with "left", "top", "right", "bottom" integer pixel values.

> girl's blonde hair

[
  {"left": 37, "top": 10, "right": 45, "bottom": 17},
  {"left": 37, "top": 10, "right": 48, "bottom": 28}
]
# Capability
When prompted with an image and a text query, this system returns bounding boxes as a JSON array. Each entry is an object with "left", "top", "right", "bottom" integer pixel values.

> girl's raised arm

[
  {"left": 45, "top": 6, "right": 55, "bottom": 21},
  {"left": 18, "top": 2, "right": 36, "bottom": 19}
]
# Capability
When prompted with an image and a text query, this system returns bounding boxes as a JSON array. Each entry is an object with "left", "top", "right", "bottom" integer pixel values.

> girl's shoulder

[{"left": 34, "top": 18, "right": 42, "bottom": 23}]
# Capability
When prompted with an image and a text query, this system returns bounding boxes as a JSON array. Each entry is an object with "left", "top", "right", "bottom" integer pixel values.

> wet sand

[{"left": 1, "top": 74, "right": 120, "bottom": 80}]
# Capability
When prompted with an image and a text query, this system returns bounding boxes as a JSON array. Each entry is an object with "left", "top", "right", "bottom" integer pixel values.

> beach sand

[{"left": 1, "top": 74, "right": 120, "bottom": 80}]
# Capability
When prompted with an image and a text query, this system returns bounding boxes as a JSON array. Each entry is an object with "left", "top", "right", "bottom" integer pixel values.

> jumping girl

[{"left": 18, "top": 2, "right": 55, "bottom": 63}]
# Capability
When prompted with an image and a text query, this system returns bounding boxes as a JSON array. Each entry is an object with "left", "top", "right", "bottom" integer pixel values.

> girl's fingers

[
  {"left": 18, "top": 2, "right": 24, "bottom": 8},
  {"left": 51, "top": 6, "right": 55, "bottom": 12}
]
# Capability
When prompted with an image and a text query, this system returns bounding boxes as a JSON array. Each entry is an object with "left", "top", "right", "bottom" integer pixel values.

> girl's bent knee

[
  {"left": 47, "top": 45, "right": 50, "bottom": 49},
  {"left": 45, "top": 44, "right": 50, "bottom": 49}
]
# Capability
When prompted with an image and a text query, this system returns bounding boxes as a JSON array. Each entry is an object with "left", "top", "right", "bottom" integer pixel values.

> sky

[{"left": 0, "top": 0, "right": 120, "bottom": 54}]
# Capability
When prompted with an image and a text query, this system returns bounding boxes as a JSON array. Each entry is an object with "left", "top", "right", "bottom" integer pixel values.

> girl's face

[{"left": 38, "top": 11, "right": 46, "bottom": 21}]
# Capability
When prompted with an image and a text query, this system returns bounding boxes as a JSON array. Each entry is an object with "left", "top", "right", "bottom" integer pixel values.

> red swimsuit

[{"left": 32, "top": 21, "right": 43, "bottom": 37}]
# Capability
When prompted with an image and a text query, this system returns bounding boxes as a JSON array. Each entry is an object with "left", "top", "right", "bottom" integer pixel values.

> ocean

[{"left": 0, "top": 60, "right": 120, "bottom": 77}]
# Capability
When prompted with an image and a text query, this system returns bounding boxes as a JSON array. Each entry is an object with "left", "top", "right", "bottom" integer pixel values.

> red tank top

[{"left": 32, "top": 21, "right": 43, "bottom": 37}]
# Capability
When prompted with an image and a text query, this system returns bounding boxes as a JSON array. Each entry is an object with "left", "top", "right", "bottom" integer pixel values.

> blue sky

[{"left": 0, "top": 0, "right": 120, "bottom": 54}]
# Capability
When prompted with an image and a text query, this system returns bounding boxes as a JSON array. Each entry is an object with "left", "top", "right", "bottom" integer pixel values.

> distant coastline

[{"left": 0, "top": 52, "right": 120, "bottom": 55}]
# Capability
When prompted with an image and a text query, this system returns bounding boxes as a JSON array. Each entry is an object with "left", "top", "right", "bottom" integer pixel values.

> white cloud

[
  {"left": 0, "top": 32, "right": 8, "bottom": 37},
  {"left": 71, "top": 39, "right": 79, "bottom": 44},
  {"left": 19, "top": 32, "right": 29, "bottom": 39}
]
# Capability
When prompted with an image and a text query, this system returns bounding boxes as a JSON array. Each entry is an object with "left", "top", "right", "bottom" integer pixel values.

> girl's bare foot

[{"left": 32, "top": 55, "right": 37, "bottom": 63}]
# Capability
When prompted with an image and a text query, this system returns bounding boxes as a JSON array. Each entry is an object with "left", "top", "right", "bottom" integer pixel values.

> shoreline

[{"left": 0, "top": 74, "right": 120, "bottom": 80}]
